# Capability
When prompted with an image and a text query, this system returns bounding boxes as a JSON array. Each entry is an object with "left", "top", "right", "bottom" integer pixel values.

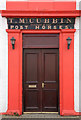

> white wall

[
  {"left": 74, "top": 17, "right": 79, "bottom": 112},
  {"left": 75, "top": 0, "right": 81, "bottom": 112},
  {"left": 76, "top": 0, "right": 81, "bottom": 10},
  {"left": 0, "top": 0, "right": 6, "bottom": 10},
  {"left": 0, "top": 0, "right": 8, "bottom": 113},
  {"left": 79, "top": 16, "right": 81, "bottom": 112}
]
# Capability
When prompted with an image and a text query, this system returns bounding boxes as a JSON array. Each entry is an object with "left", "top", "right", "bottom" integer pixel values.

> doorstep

[{"left": 2, "top": 113, "right": 80, "bottom": 120}]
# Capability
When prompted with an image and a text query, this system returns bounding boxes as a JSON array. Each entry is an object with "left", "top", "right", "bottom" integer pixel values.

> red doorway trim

[
  {"left": 5, "top": 29, "right": 77, "bottom": 115},
  {"left": 2, "top": 10, "right": 80, "bottom": 17}
]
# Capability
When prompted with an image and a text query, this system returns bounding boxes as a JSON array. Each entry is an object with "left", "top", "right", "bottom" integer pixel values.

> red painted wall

[
  {"left": 60, "top": 30, "right": 74, "bottom": 115},
  {"left": 7, "top": 30, "right": 22, "bottom": 115},
  {"left": 6, "top": 1, "right": 76, "bottom": 11}
]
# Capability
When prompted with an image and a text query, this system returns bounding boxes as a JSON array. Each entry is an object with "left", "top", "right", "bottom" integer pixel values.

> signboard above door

[{"left": 7, "top": 18, "right": 75, "bottom": 30}]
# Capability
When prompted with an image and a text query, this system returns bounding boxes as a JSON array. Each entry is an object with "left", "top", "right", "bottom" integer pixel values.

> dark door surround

[{"left": 23, "top": 34, "right": 59, "bottom": 112}]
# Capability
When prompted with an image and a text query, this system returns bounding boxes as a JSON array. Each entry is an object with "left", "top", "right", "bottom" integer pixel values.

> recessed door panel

[
  {"left": 42, "top": 49, "right": 58, "bottom": 112},
  {"left": 24, "top": 49, "right": 41, "bottom": 112}
]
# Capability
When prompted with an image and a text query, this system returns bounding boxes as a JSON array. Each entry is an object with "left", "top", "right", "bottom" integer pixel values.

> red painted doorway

[{"left": 6, "top": 29, "right": 75, "bottom": 115}]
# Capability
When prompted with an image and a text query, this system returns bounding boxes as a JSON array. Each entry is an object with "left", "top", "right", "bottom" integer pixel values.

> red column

[
  {"left": 60, "top": 29, "right": 75, "bottom": 115},
  {"left": 6, "top": 30, "right": 22, "bottom": 115}
]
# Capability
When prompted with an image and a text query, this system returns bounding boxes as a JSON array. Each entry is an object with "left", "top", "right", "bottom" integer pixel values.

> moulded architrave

[
  {"left": 4, "top": 29, "right": 77, "bottom": 116},
  {"left": 1, "top": 10, "right": 80, "bottom": 17},
  {"left": 6, "top": 1, "right": 76, "bottom": 11}
]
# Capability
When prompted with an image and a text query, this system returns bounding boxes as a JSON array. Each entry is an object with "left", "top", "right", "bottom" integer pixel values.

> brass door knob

[{"left": 42, "top": 83, "right": 44, "bottom": 88}]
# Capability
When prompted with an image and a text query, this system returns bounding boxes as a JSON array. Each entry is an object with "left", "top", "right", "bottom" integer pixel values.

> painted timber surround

[{"left": 0, "top": 0, "right": 81, "bottom": 115}]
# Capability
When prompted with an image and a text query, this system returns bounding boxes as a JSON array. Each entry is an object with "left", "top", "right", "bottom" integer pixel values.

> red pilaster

[
  {"left": 6, "top": 30, "right": 22, "bottom": 115},
  {"left": 60, "top": 29, "right": 75, "bottom": 115}
]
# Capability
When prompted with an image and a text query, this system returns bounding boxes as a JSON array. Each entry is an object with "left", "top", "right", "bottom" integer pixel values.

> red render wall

[
  {"left": 6, "top": 1, "right": 76, "bottom": 11},
  {"left": 7, "top": 30, "right": 22, "bottom": 115},
  {"left": 61, "top": 30, "right": 74, "bottom": 115}
]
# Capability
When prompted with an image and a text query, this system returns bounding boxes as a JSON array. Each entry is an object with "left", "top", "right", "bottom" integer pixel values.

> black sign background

[{"left": 7, "top": 18, "right": 75, "bottom": 30}]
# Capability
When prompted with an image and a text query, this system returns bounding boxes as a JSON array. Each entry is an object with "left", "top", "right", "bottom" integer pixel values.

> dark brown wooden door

[{"left": 23, "top": 48, "right": 58, "bottom": 112}]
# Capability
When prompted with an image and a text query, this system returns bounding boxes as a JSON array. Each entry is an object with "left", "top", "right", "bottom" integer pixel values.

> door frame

[
  {"left": 22, "top": 31, "right": 60, "bottom": 114},
  {"left": 6, "top": 29, "right": 75, "bottom": 115}
]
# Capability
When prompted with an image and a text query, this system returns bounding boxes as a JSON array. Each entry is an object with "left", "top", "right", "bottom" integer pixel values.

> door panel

[
  {"left": 23, "top": 49, "right": 58, "bottom": 112},
  {"left": 42, "top": 49, "right": 58, "bottom": 112},
  {"left": 23, "top": 34, "right": 59, "bottom": 48},
  {"left": 26, "top": 53, "right": 38, "bottom": 82},
  {"left": 24, "top": 90, "right": 39, "bottom": 110},
  {"left": 24, "top": 49, "right": 41, "bottom": 112}
]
